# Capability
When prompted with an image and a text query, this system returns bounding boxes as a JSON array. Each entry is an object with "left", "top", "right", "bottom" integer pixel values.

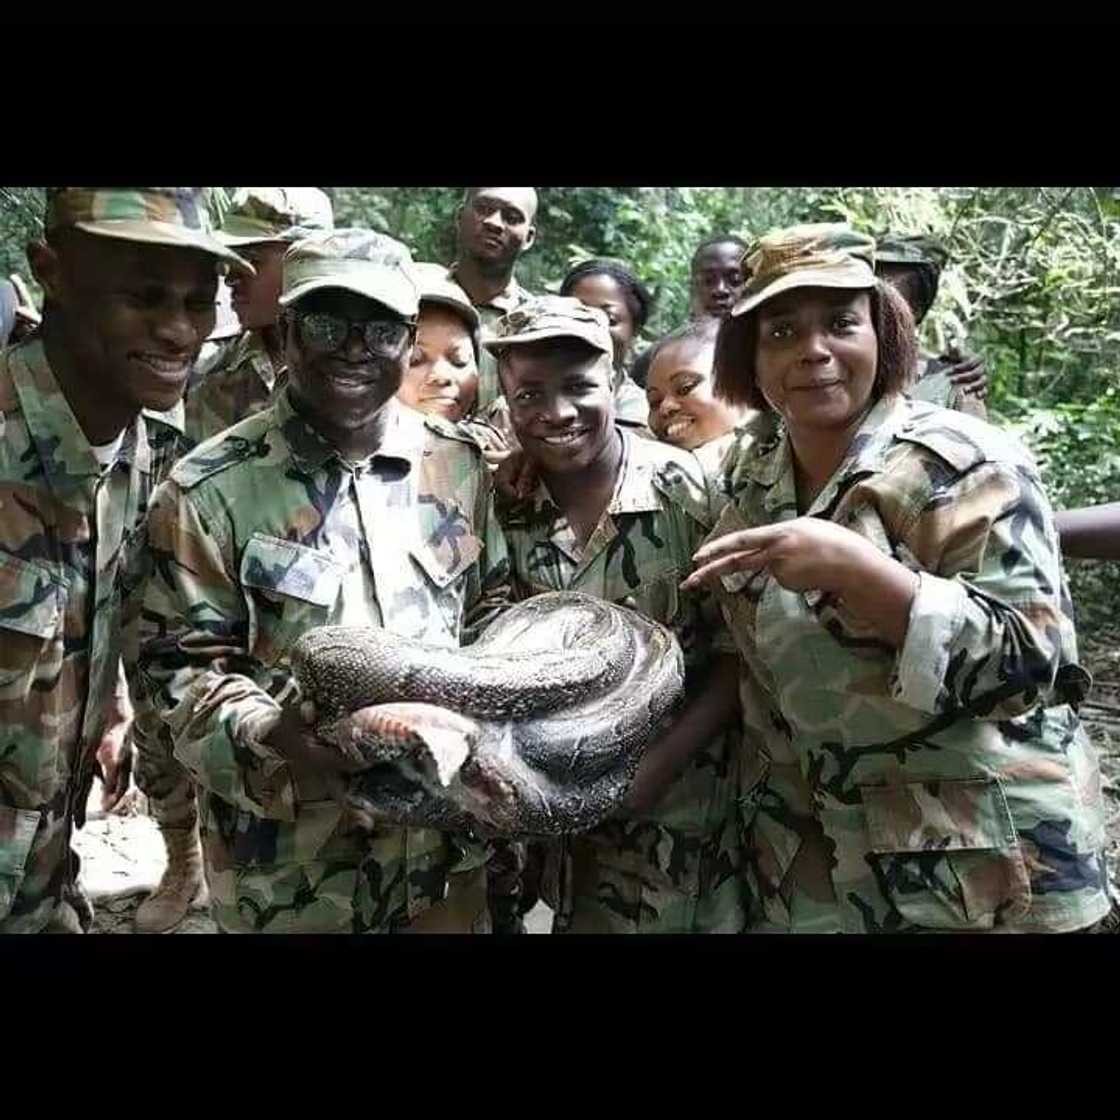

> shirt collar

[
  {"left": 7, "top": 338, "right": 150, "bottom": 503},
  {"left": 744, "top": 394, "right": 906, "bottom": 515},
  {"left": 274, "top": 388, "right": 420, "bottom": 479},
  {"left": 446, "top": 263, "right": 528, "bottom": 313}
]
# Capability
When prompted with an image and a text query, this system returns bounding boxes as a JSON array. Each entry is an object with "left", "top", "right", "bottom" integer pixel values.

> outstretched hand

[{"left": 682, "top": 517, "right": 877, "bottom": 595}]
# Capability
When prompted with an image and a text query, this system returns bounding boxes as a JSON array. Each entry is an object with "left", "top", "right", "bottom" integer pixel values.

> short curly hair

[{"left": 712, "top": 280, "right": 918, "bottom": 411}]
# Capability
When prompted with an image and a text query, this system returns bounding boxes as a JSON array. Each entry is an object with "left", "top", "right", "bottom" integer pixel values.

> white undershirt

[{"left": 89, "top": 431, "right": 125, "bottom": 471}]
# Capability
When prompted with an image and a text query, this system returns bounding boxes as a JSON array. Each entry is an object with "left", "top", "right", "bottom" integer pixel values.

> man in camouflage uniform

[
  {"left": 688, "top": 235, "right": 749, "bottom": 322},
  {"left": 875, "top": 233, "right": 989, "bottom": 419},
  {"left": 488, "top": 296, "right": 748, "bottom": 933},
  {"left": 0, "top": 187, "right": 247, "bottom": 933},
  {"left": 183, "top": 187, "right": 334, "bottom": 447},
  {"left": 137, "top": 229, "right": 512, "bottom": 933},
  {"left": 131, "top": 188, "right": 334, "bottom": 933},
  {"left": 691, "top": 223, "right": 1113, "bottom": 933},
  {"left": 447, "top": 187, "right": 537, "bottom": 417}
]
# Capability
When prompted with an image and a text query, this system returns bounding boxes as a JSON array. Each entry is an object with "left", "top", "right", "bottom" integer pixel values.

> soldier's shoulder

[
  {"left": 643, "top": 440, "right": 714, "bottom": 525},
  {"left": 890, "top": 398, "right": 1034, "bottom": 475},
  {"left": 421, "top": 412, "right": 490, "bottom": 456},
  {"left": 168, "top": 407, "right": 279, "bottom": 490}
]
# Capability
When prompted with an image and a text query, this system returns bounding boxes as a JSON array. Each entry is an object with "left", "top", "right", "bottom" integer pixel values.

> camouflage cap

[
  {"left": 217, "top": 187, "right": 335, "bottom": 247},
  {"left": 412, "top": 262, "right": 481, "bottom": 358},
  {"left": 279, "top": 228, "right": 420, "bottom": 319},
  {"left": 482, "top": 295, "right": 613, "bottom": 358},
  {"left": 45, "top": 187, "right": 252, "bottom": 273},
  {"left": 875, "top": 233, "right": 948, "bottom": 274},
  {"left": 731, "top": 222, "right": 876, "bottom": 318}
]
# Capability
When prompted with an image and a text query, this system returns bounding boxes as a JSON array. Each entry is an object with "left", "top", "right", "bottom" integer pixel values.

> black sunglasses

[{"left": 294, "top": 310, "right": 414, "bottom": 356}]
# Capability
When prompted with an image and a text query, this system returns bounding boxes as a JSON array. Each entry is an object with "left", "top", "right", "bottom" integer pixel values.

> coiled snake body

[{"left": 290, "top": 592, "right": 685, "bottom": 836}]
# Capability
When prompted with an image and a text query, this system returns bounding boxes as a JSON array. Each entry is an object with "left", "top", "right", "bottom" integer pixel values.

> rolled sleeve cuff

[{"left": 891, "top": 571, "right": 967, "bottom": 714}]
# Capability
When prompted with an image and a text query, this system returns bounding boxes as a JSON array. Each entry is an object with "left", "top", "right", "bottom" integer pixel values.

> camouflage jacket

[
  {"left": 613, "top": 368, "right": 652, "bottom": 434},
  {"left": 448, "top": 265, "right": 531, "bottom": 415},
  {"left": 708, "top": 394, "right": 1111, "bottom": 933},
  {"left": 499, "top": 430, "right": 746, "bottom": 931},
  {"left": 908, "top": 351, "right": 987, "bottom": 420},
  {"left": 137, "top": 392, "right": 513, "bottom": 933},
  {"left": 182, "top": 328, "right": 284, "bottom": 449},
  {"left": 0, "top": 339, "right": 158, "bottom": 932}
]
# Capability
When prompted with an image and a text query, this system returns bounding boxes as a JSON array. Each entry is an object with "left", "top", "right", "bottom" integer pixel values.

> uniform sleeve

[
  {"left": 137, "top": 479, "right": 297, "bottom": 820},
  {"left": 891, "top": 460, "right": 1083, "bottom": 719},
  {"left": 461, "top": 466, "right": 513, "bottom": 646}
]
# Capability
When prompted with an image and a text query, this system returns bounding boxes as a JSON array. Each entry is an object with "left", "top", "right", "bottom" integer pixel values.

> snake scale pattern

[{"left": 290, "top": 591, "right": 685, "bottom": 836}]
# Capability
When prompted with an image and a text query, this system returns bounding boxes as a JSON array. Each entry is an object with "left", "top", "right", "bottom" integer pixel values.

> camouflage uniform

[
  {"left": 0, "top": 341, "right": 163, "bottom": 932},
  {"left": 138, "top": 231, "right": 513, "bottom": 934},
  {"left": 876, "top": 234, "right": 988, "bottom": 421},
  {"left": 447, "top": 264, "right": 531, "bottom": 418},
  {"left": 0, "top": 188, "right": 245, "bottom": 934},
  {"left": 709, "top": 394, "right": 1113, "bottom": 934},
  {"left": 182, "top": 328, "right": 284, "bottom": 448},
  {"left": 489, "top": 300, "right": 748, "bottom": 933}
]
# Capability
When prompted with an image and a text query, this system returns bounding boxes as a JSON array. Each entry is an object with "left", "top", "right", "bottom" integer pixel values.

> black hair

[
  {"left": 642, "top": 318, "right": 721, "bottom": 384},
  {"left": 559, "top": 258, "right": 653, "bottom": 333},
  {"left": 690, "top": 235, "right": 749, "bottom": 273}
]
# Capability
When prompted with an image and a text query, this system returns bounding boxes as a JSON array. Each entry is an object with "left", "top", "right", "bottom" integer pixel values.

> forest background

[{"left": 3, "top": 184, "right": 1118, "bottom": 623}]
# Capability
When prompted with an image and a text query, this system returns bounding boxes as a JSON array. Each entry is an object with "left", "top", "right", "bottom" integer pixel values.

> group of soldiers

[{"left": 1, "top": 185, "right": 1113, "bottom": 936}]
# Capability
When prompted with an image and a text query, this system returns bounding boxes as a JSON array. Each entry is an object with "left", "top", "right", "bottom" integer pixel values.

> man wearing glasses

[{"left": 138, "top": 229, "right": 512, "bottom": 933}]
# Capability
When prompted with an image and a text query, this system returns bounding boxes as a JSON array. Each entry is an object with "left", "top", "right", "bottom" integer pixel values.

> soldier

[
  {"left": 0, "top": 187, "right": 247, "bottom": 933},
  {"left": 397, "top": 262, "right": 481, "bottom": 424},
  {"left": 688, "top": 235, "right": 749, "bottom": 322},
  {"left": 559, "top": 258, "right": 653, "bottom": 428},
  {"left": 644, "top": 317, "right": 771, "bottom": 475},
  {"left": 183, "top": 187, "right": 334, "bottom": 447},
  {"left": 138, "top": 229, "right": 512, "bottom": 934},
  {"left": 486, "top": 296, "right": 749, "bottom": 933},
  {"left": 448, "top": 187, "right": 538, "bottom": 417},
  {"left": 874, "top": 233, "right": 989, "bottom": 418},
  {"left": 688, "top": 222, "right": 1114, "bottom": 933},
  {"left": 129, "top": 188, "right": 334, "bottom": 933}
]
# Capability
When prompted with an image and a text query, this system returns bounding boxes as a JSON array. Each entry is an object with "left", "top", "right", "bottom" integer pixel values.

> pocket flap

[
  {"left": 410, "top": 534, "right": 482, "bottom": 590},
  {"left": 0, "top": 804, "right": 40, "bottom": 877},
  {"left": 863, "top": 777, "right": 1017, "bottom": 854},
  {"left": 0, "top": 551, "right": 62, "bottom": 638},
  {"left": 240, "top": 534, "right": 343, "bottom": 607}
]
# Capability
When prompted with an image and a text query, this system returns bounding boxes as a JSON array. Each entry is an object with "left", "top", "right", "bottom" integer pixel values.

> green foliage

[{"left": 3, "top": 183, "right": 1117, "bottom": 620}]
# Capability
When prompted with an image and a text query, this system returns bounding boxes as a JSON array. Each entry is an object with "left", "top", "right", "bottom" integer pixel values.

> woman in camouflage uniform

[{"left": 685, "top": 223, "right": 1114, "bottom": 934}]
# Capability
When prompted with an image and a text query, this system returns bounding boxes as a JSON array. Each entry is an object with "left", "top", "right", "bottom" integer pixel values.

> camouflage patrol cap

[
  {"left": 731, "top": 223, "right": 876, "bottom": 318},
  {"left": 482, "top": 295, "right": 613, "bottom": 358},
  {"left": 875, "top": 233, "right": 948, "bottom": 275},
  {"left": 218, "top": 187, "right": 335, "bottom": 247},
  {"left": 412, "top": 262, "right": 481, "bottom": 359},
  {"left": 279, "top": 228, "right": 420, "bottom": 319},
  {"left": 45, "top": 187, "right": 252, "bottom": 273}
]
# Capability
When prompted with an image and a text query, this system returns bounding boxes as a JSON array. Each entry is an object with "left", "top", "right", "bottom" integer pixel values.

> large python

[{"left": 290, "top": 592, "right": 685, "bottom": 836}]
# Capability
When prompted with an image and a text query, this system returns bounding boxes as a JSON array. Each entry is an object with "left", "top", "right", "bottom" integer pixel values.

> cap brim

[
  {"left": 280, "top": 276, "right": 418, "bottom": 320},
  {"left": 482, "top": 327, "right": 611, "bottom": 356},
  {"left": 731, "top": 262, "right": 874, "bottom": 318},
  {"left": 73, "top": 219, "right": 255, "bottom": 274},
  {"left": 216, "top": 230, "right": 291, "bottom": 248}
]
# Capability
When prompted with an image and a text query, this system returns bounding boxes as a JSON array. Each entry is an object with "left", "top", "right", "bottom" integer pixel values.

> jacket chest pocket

[
  {"left": 239, "top": 534, "right": 343, "bottom": 668},
  {"left": 0, "top": 550, "right": 66, "bottom": 706},
  {"left": 862, "top": 776, "right": 1032, "bottom": 931},
  {"left": 402, "top": 534, "right": 482, "bottom": 643}
]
